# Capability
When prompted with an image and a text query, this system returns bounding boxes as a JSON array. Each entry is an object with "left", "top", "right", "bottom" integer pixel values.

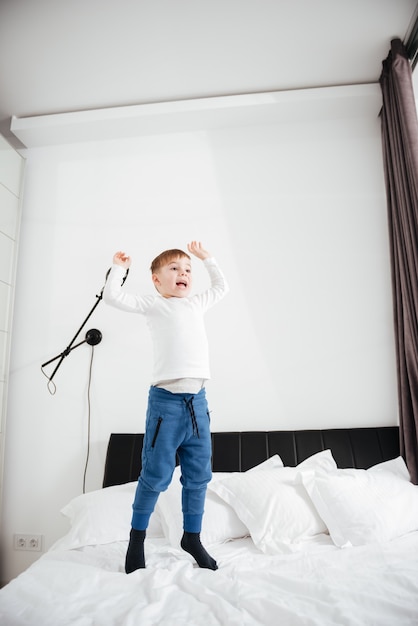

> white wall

[{"left": 0, "top": 88, "right": 398, "bottom": 582}]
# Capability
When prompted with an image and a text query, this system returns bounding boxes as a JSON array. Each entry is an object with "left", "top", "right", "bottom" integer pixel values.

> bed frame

[{"left": 103, "top": 426, "right": 400, "bottom": 487}]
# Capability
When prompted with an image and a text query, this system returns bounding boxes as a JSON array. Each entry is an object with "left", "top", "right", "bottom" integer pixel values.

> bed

[{"left": 1, "top": 426, "right": 418, "bottom": 626}]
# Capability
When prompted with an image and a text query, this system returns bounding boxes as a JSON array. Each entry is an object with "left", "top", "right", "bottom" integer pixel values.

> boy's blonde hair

[{"left": 150, "top": 249, "right": 191, "bottom": 273}]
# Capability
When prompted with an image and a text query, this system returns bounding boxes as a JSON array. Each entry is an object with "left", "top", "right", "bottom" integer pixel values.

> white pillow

[
  {"left": 50, "top": 481, "right": 163, "bottom": 551},
  {"left": 300, "top": 456, "right": 418, "bottom": 547},
  {"left": 208, "top": 450, "right": 337, "bottom": 554},
  {"left": 156, "top": 455, "right": 283, "bottom": 548}
]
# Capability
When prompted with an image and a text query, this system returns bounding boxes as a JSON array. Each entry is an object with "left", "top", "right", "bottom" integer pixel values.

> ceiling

[{"left": 1, "top": 0, "right": 418, "bottom": 149}]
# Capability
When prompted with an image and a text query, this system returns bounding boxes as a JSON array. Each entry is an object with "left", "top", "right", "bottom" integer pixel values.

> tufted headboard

[{"left": 103, "top": 426, "right": 400, "bottom": 487}]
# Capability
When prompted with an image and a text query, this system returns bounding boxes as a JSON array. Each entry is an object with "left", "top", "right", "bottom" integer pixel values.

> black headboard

[{"left": 103, "top": 426, "right": 400, "bottom": 487}]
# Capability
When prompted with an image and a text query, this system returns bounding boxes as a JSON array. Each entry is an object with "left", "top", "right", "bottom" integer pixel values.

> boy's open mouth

[{"left": 176, "top": 281, "right": 187, "bottom": 287}]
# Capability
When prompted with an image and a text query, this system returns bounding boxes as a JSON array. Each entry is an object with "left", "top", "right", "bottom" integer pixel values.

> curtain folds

[{"left": 380, "top": 37, "right": 418, "bottom": 483}]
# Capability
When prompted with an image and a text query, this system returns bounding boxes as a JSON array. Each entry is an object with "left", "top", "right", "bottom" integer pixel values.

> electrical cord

[
  {"left": 41, "top": 365, "right": 57, "bottom": 395},
  {"left": 82, "top": 344, "right": 95, "bottom": 494},
  {"left": 42, "top": 342, "right": 96, "bottom": 492}
]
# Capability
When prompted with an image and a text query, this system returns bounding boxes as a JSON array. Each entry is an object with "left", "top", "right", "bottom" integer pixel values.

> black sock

[
  {"left": 125, "top": 528, "right": 146, "bottom": 573},
  {"left": 181, "top": 531, "right": 218, "bottom": 570}
]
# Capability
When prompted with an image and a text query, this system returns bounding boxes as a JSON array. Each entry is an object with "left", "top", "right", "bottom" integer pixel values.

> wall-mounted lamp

[{"left": 41, "top": 267, "right": 128, "bottom": 393}]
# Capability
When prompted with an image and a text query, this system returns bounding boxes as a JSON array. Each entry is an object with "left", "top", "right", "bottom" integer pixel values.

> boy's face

[{"left": 152, "top": 256, "right": 192, "bottom": 298}]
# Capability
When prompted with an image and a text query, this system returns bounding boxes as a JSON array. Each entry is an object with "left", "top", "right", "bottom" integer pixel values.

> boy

[{"left": 103, "top": 241, "right": 229, "bottom": 572}]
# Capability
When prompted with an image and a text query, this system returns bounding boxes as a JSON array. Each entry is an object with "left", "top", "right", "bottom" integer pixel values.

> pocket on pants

[{"left": 151, "top": 416, "right": 163, "bottom": 448}]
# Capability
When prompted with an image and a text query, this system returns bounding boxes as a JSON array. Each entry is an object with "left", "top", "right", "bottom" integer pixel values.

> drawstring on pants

[{"left": 184, "top": 397, "right": 200, "bottom": 438}]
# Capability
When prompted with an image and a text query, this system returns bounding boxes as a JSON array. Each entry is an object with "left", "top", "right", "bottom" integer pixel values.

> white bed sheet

[{"left": 1, "top": 532, "right": 418, "bottom": 626}]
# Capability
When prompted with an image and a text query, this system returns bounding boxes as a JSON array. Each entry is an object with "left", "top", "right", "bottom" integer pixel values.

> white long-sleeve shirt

[{"left": 103, "top": 257, "right": 229, "bottom": 385}]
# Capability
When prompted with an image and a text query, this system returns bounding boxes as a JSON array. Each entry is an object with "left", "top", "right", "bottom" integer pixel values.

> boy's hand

[
  {"left": 187, "top": 241, "right": 211, "bottom": 260},
  {"left": 113, "top": 251, "right": 132, "bottom": 268}
]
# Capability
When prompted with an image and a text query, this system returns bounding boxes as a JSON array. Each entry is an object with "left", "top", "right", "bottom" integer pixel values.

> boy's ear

[{"left": 152, "top": 273, "right": 160, "bottom": 286}]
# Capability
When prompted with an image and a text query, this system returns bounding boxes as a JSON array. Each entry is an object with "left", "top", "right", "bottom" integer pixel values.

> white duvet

[{"left": 1, "top": 532, "right": 418, "bottom": 626}]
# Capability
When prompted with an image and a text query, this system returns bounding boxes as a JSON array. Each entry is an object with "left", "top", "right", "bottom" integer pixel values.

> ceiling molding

[{"left": 11, "top": 83, "right": 382, "bottom": 149}]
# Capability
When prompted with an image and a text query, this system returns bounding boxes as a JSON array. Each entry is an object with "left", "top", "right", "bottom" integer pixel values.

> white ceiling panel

[{"left": 1, "top": 0, "right": 417, "bottom": 147}]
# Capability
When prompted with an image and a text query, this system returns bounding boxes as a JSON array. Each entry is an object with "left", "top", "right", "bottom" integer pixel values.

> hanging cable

[
  {"left": 41, "top": 365, "right": 56, "bottom": 395},
  {"left": 82, "top": 344, "right": 95, "bottom": 494}
]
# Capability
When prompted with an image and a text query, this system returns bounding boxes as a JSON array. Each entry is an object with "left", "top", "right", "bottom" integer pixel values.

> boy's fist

[{"left": 113, "top": 251, "right": 131, "bottom": 268}]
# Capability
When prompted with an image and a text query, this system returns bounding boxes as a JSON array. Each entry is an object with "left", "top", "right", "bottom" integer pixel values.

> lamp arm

[
  {"left": 41, "top": 267, "right": 128, "bottom": 385},
  {"left": 41, "top": 294, "right": 103, "bottom": 383}
]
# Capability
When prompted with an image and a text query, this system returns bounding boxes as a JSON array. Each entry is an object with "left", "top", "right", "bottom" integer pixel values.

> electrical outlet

[{"left": 13, "top": 534, "right": 43, "bottom": 552}]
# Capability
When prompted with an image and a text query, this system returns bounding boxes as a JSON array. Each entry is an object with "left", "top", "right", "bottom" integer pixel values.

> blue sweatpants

[{"left": 131, "top": 386, "right": 212, "bottom": 533}]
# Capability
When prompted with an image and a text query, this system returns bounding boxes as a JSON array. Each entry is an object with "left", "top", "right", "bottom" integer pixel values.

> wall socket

[{"left": 13, "top": 534, "right": 43, "bottom": 552}]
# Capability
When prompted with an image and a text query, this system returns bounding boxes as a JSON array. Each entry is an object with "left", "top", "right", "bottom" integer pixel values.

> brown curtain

[{"left": 380, "top": 38, "right": 418, "bottom": 484}]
